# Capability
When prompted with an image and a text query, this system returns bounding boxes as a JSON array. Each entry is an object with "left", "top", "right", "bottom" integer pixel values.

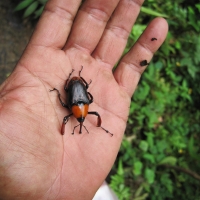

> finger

[
  {"left": 29, "top": 0, "right": 81, "bottom": 48},
  {"left": 92, "top": 0, "right": 144, "bottom": 67},
  {"left": 63, "top": 0, "right": 120, "bottom": 53},
  {"left": 114, "top": 17, "right": 168, "bottom": 97}
]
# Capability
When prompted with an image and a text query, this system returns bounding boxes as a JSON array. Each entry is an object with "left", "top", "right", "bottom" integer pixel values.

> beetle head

[{"left": 77, "top": 117, "right": 85, "bottom": 133}]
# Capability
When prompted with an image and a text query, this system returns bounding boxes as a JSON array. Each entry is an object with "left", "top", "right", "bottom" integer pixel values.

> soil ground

[{"left": 0, "top": 0, "right": 33, "bottom": 84}]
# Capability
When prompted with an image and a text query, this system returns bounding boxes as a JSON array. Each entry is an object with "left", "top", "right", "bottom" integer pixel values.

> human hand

[{"left": 0, "top": 0, "right": 168, "bottom": 199}]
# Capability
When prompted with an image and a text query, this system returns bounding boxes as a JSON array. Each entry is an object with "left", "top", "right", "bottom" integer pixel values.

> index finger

[{"left": 29, "top": 0, "right": 81, "bottom": 49}]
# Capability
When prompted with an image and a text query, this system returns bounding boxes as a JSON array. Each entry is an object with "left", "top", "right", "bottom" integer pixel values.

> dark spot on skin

[
  {"left": 140, "top": 60, "right": 149, "bottom": 66},
  {"left": 151, "top": 37, "right": 157, "bottom": 41}
]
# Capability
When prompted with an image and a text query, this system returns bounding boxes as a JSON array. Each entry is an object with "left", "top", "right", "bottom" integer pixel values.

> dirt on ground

[{"left": 0, "top": 0, "right": 34, "bottom": 84}]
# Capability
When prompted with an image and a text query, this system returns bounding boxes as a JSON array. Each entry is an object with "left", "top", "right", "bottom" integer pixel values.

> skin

[{"left": 0, "top": 0, "right": 168, "bottom": 199}]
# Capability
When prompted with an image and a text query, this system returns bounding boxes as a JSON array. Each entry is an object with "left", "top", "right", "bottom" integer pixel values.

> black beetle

[{"left": 50, "top": 66, "right": 113, "bottom": 136}]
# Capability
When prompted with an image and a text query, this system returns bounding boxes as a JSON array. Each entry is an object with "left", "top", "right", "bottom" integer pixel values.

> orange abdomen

[{"left": 71, "top": 104, "right": 89, "bottom": 119}]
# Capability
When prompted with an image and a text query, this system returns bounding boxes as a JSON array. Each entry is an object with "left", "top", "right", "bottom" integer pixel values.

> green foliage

[
  {"left": 110, "top": 0, "right": 200, "bottom": 199},
  {"left": 14, "top": 0, "right": 47, "bottom": 18},
  {"left": 110, "top": 159, "right": 131, "bottom": 200}
]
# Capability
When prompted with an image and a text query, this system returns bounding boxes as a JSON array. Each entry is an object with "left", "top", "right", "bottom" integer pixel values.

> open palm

[{"left": 0, "top": 0, "right": 168, "bottom": 199}]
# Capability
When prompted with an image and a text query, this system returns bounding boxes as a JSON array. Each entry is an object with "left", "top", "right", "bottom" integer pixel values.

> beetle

[{"left": 50, "top": 66, "right": 113, "bottom": 136}]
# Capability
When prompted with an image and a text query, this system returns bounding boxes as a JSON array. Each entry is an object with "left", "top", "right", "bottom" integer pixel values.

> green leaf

[
  {"left": 14, "top": 0, "right": 34, "bottom": 11},
  {"left": 156, "top": 140, "right": 168, "bottom": 154},
  {"left": 38, "top": 0, "right": 48, "bottom": 4},
  {"left": 160, "top": 173, "right": 173, "bottom": 194},
  {"left": 175, "top": 40, "right": 181, "bottom": 49},
  {"left": 188, "top": 136, "right": 200, "bottom": 160},
  {"left": 143, "top": 153, "right": 155, "bottom": 163},
  {"left": 146, "top": 132, "right": 154, "bottom": 149},
  {"left": 188, "top": 136, "right": 195, "bottom": 157},
  {"left": 141, "top": 7, "right": 169, "bottom": 18},
  {"left": 134, "top": 82, "right": 150, "bottom": 100},
  {"left": 158, "top": 156, "right": 177, "bottom": 166},
  {"left": 134, "top": 193, "right": 149, "bottom": 200},
  {"left": 34, "top": 5, "right": 44, "bottom": 18},
  {"left": 133, "top": 161, "right": 143, "bottom": 175},
  {"left": 196, "top": 4, "right": 200, "bottom": 12},
  {"left": 187, "top": 65, "right": 196, "bottom": 79},
  {"left": 154, "top": 61, "right": 163, "bottom": 70},
  {"left": 139, "top": 140, "right": 149, "bottom": 152},
  {"left": 131, "top": 24, "right": 147, "bottom": 41},
  {"left": 145, "top": 168, "right": 155, "bottom": 184},
  {"left": 117, "top": 159, "right": 124, "bottom": 176},
  {"left": 23, "top": 1, "right": 39, "bottom": 18}
]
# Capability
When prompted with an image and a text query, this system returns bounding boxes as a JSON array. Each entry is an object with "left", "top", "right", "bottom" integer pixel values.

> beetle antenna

[
  {"left": 72, "top": 123, "right": 89, "bottom": 134},
  {"left": 72, "top": 124, "right": 79, "bottom": 134},
  {"left": 83, "top": 124, "right": 89, "bottom": 134},
  {"left": 100, "top": 127, "right": 113, "bottom": 137}
]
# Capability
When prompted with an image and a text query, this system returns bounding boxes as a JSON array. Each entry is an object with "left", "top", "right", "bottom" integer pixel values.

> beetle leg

[
  {"left": 79, "top": 66, "right": 92, "bottom": 89},
  {"left": 79, "top": 66, "right": 84, "bottom": 76},
  {"left": 88, "top": 111, "right": 101, "bottom": 126},
  {"left": 64, "top": 69, "right": 75, "bottom": 91},
  {"left": 87, "top": 92, "right": 93, "bottom": 104},
  {"left": 80, "top": 77, "right": 92, "bottom": 89},
  {"left": 49, "top": 88, "right": 69, "bottom": 109},
  {"left": 61, "top": 113, "right": 73, "bottom": 135},
  {"left": 88, "top": 111, "right": 113, "bottom": 136},
  {"left": 87, "top": 78, "right": 92, "bottom": 85}
]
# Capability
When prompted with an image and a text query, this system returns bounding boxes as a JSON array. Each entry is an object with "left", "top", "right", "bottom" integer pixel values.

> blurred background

[
  {"left": 0, "top": 0, "right": 199, "bottom": 199},
  {"left": 0, "top": 0, "right": 33, "bottom": 84}
]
